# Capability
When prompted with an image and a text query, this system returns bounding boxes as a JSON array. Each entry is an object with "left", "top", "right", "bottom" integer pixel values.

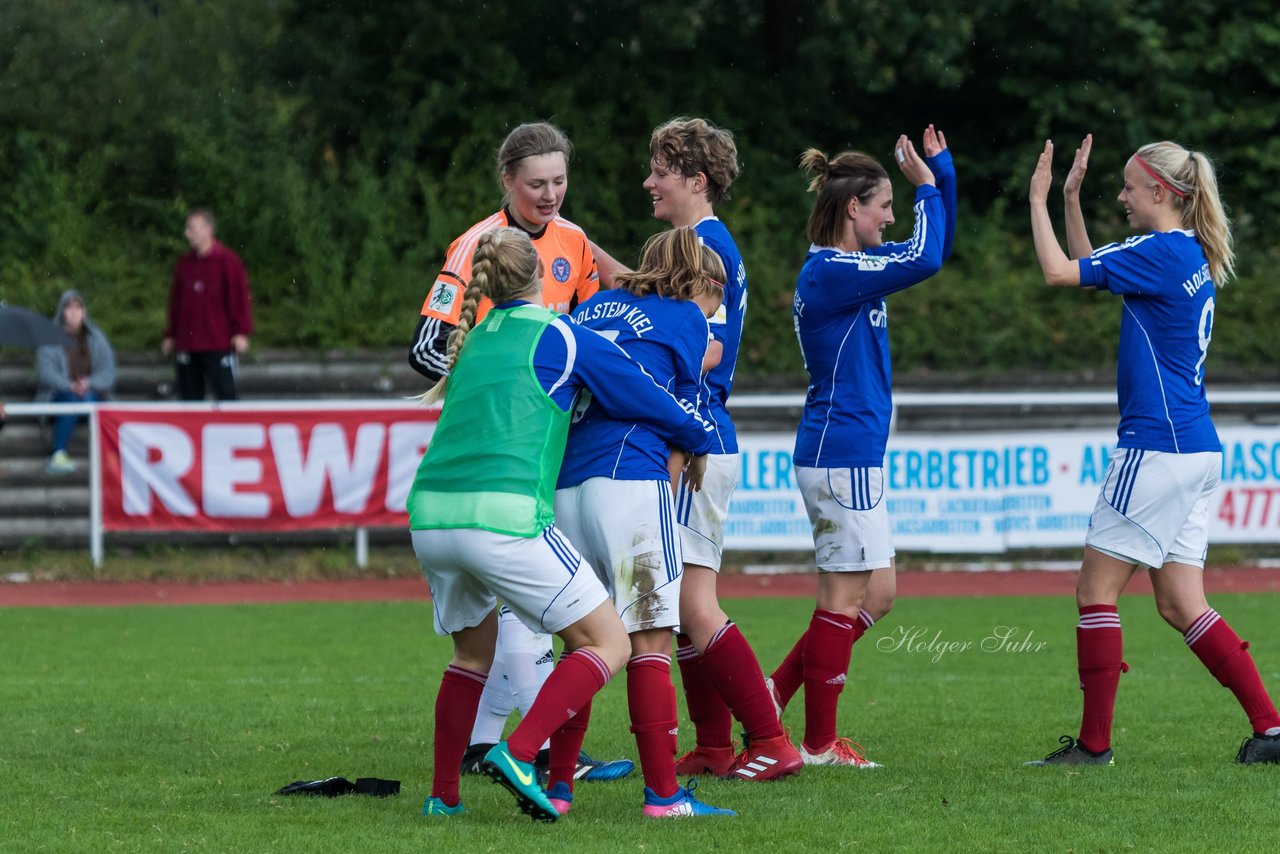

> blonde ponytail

[
  {"left": 418, "top": 227, "right": 541, "bottom": 405},
  {"left": 1134, "top": 141, "right": 1235, "bottom": 286}
]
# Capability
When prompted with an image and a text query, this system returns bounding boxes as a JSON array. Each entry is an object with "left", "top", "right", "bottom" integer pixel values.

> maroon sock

[
  {"left": 1186, "top": 609, "right": 1280, "bottom": 733},
  {"left": 508, "top": 648, "right": 610, "bottom": 766},
  {"left": 702, "top": 622, "right": 784, "bottom": 741},
  {"left": 1076, "top": 604, "right": 1125, "bottom": 753},
  {"left": 773, "top": 610, "right": 872, "bottom": 710},
  {"left": 547, "top": 699, "right": 592, "bottom": 791},
  {"left": 675, "top": 633, "right": 733, "bottom": 749},
  {"left": 801, "top": 610, "right": 857, "bottom": 752},
  {"left": 431, "top": 664, "right": 487, "bottom": 806},
  {"left": 627, "top": 654, "right": 679, "bottom": 798}
]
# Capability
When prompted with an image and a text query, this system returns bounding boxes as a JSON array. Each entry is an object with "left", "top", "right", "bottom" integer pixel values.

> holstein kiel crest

[{"left": 551, "top": 257, "right": 571, "bottom": 283}]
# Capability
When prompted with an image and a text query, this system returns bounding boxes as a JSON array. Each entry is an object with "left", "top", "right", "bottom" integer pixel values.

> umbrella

[{"left": 0, "top": 305, "right": 65, "bottom": 348}]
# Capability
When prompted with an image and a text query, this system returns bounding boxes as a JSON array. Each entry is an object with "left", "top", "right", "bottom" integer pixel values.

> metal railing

[{"left": 7, "top": 389, "right": 1280, "bottom": 567}]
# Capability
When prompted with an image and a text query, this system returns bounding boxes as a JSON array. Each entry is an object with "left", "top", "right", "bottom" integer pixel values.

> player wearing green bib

[{"left": 414, "top": 228, "right": 718, "bottom": 822}]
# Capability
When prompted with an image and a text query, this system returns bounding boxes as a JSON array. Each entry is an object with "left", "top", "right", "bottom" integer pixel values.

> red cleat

[
  {"left": 724, "top": 734, "right": 803, "bottom": 781},
  {"left": 674, "top": 745, "right": 737, "bottom": 777}
]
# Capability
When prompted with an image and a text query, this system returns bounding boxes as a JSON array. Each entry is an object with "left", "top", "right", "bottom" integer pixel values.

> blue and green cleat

[
  {"left": 422, "top": 796, "right": 465, "bottom": 817},
  {"left": 481, "top": 741, "right": 558, "bottom": 822}
]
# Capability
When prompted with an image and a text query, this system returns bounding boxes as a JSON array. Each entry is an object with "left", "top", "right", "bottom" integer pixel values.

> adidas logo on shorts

[{"left": 826, "top": 674, "right": 847, "bottom": 686}]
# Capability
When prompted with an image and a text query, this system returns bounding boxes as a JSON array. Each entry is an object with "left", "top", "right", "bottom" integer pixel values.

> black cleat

[
  {"left": 1236, "top": 732, "right": 1280, "bottom": 764},
  {"left": 460, "top": 742, "right": 496, "bottom": 775},
  {"left": 1025, "top": 735, "right": 1114, "bottom": 766}
]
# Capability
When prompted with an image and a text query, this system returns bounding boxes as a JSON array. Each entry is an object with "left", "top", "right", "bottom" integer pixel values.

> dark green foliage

[{"left": 2, "top": 0, "right": 1277, "bottom": 376}]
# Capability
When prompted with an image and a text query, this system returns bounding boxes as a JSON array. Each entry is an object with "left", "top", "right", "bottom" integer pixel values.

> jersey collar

[{"left": 503, "top": 206, "right": 549, "bottom": 240}]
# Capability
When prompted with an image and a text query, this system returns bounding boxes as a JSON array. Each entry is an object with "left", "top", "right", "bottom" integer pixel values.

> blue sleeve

[
  {"left": 925, "top": 149, "right": 956, "bottom": 261},
  {"left": 1078, "top": 235, "right": 1168, "bottom": 296},
  {"left": 811, "top": 186, "right": 945, "bottom": 312},
  {"left": 673, "top": 310, "right": 708, "bottom": 409},
  {"left": 532, "top": 318, "right": 716, "bottom": 454}
]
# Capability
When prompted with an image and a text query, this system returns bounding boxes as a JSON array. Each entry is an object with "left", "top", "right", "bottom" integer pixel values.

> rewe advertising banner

[{"left": 97, "top": 406, "right": 439, "bottom": 531}]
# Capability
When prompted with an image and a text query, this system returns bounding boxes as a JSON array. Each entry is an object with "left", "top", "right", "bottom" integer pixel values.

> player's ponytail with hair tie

[
  {"left": 801, "top": 146, "right": 891, "bottom": 247},
  {"left": 1135, "top": 141, "right": 1235, "bottom": 287},
  {"left": 418, "top": 228, "right": 541, "bottom": 405},
  {"left": 800, "top": 148, "right": 833, "bottom": 193}
]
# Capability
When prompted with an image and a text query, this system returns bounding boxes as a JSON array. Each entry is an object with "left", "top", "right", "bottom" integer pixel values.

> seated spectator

[{"left": 35, "top": 290, "right": 116, "bottom": 474}]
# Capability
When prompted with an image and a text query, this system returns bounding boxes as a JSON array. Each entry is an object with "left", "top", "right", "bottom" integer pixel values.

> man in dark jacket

[{"left": 162, "top": 209, "right": 254, "bottom": 401}]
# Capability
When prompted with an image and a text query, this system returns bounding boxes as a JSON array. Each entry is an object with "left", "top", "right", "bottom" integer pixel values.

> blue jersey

[
  {"left": 1077, "top": 229, "right": 1220, "bottom": 453},
  {"left": 484, "top": 301, "right": 716, "bottom": 458},
  {"left": 558, "top": 291, "right": 710, "bottom": 486},
  {"left": 792, "top": 151, "right": 955, "bottom": 468},
  {"left": 696, "top": 218, "right": 747, "bottom": 455}
]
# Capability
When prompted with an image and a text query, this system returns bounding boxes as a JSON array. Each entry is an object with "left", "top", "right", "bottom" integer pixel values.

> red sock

[
  {"left": 801, "top": 610, "right": 857, "bottom": 752},
  {"left": 547, "top": 699, "right": 592, "bottom": 791},
  {"left": 1185, "top": 609, "right": 1280, "bottom": 734},
  {"left": 627, "top": 654, "right": 679, "bottom": 798},
  {"left": 773, "top": 610, "right": 872, "bottom": 709},
  {"left": 1076, "top": 604, "right": 1126, "bottom": 753},
  {"left": 508, "top": 648, "right": 610, "bottom": 765},
  {"left": 702, "top": 622, "right": 783, "bottom": 741},
  {"left": 676, "top": 633, "right": 732, "bottom": 749},
  {"left": 431, "top": 664, "right": 487, "bottom": 806}
]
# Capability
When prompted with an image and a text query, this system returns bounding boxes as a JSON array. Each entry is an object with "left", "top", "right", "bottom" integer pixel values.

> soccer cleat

[
  {"left": 725, "top": 734, "right": 803, "bottom": 781},
  {"left": 642, "top": 778, "right": 737, "bottom": 819},
  {"left": 480, "top": 741, "right": 558, "bottom": 822},
  {"left": 1236, "top": 732, "right": 1280, "bottom": 764},
  {"left": 674, "top": 744, "right": 737, "bottom": 777},
  {"left": 422, "top": 796, "right": 465, "bottom": 817},
  {"left": 801, "top": 737, "right": 883, "bottom": 768},
  {"left": 1024, "top": 735, "right": 1114, "bottom": 766},
  {"left": 575, "top": 750, "right": 635, "bottom": 781},
  {"left": 46, "top": 451, "right": 76, "bottom": 475},
  {"left": 546, "top": 780, "right": 574, "bottom": 815},
  {"left": 460, "top": 741, "right": 495, "bottom": 775}
]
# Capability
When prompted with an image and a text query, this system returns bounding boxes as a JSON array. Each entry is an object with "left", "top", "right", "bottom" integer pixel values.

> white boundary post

[
  {"left": 89, "top": 406, "right": 104, "bottom": 572},
  {"left": 355, "top": 527, "right": 369, "bottom": 568}
]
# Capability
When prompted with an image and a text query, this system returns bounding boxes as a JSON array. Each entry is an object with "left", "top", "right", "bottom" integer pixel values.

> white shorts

[
  {"left": 412, "top": 525, "right": 609, "bottom": 637},
  {"left": 555, "top": 478, "right": 683, "bottom": 633},
  {"left": 1085, "top": 448, "right": 1221, "bottom": 569},
  {"left": 796, "top": 466, "right": 895, "bottom": 572},
  {"left": 675, "top": 453, "right": 739, "bottom": 572}
]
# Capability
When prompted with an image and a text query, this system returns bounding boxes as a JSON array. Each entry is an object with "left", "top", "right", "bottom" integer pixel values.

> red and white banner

[{"left": 97, "top": 406, "right": 439, "bottom": 532}]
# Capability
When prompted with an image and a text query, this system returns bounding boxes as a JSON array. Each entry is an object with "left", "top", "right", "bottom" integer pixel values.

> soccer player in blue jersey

[
  {"left": 643, "top": 118, "right": 804, "bottom": 782},
  {"left": 772, "top": 126, "right": 956, "bottom": 767},
  {"left": 552, "top": 226, "right": 737, "bottom": 818},
  {"left": 1025, "top": 137, "right": 1280, "bottom": 766},
  {"left": 410, "top": 228, "right": 721, "bottom": 821}
]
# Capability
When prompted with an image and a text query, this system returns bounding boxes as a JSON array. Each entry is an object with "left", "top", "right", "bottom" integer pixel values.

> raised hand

[
  {"left": 894, "top": 134, "right": 935, "bottom": 187},
  {"left": 1063, "top": 133, "right": 1092, "bottom": 198},
  {"left": 1030, "top": 140, "right": 1055, "bottom": 205},
  {"left": 922, "top": 124, "right": 948, "bottom": 158}
]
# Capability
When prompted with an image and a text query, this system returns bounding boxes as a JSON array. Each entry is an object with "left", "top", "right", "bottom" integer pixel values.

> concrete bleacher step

[{"left": 0, "top": 485, "right": 88, "bottom": 516}]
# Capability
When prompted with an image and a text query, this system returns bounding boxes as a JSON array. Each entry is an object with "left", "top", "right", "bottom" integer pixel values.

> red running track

[{"left": 2, "top": 566, "right": 1279, "bottom": 608}]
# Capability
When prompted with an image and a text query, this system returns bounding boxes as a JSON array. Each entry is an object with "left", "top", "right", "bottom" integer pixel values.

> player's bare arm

[
  {"left": 1063, "top": 134, "right": 1094, "bottom": 259},
  {"left": 588, "top": 239, "right": 630, "bottom": 289},
  {"left": 1029, "top": 140, "right": 1082, "bottom": 288}
]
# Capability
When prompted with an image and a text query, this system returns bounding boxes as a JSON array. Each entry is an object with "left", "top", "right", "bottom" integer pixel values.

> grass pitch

[{"left": 2, "top": 592, "right": 1278, "bottom": 852}]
